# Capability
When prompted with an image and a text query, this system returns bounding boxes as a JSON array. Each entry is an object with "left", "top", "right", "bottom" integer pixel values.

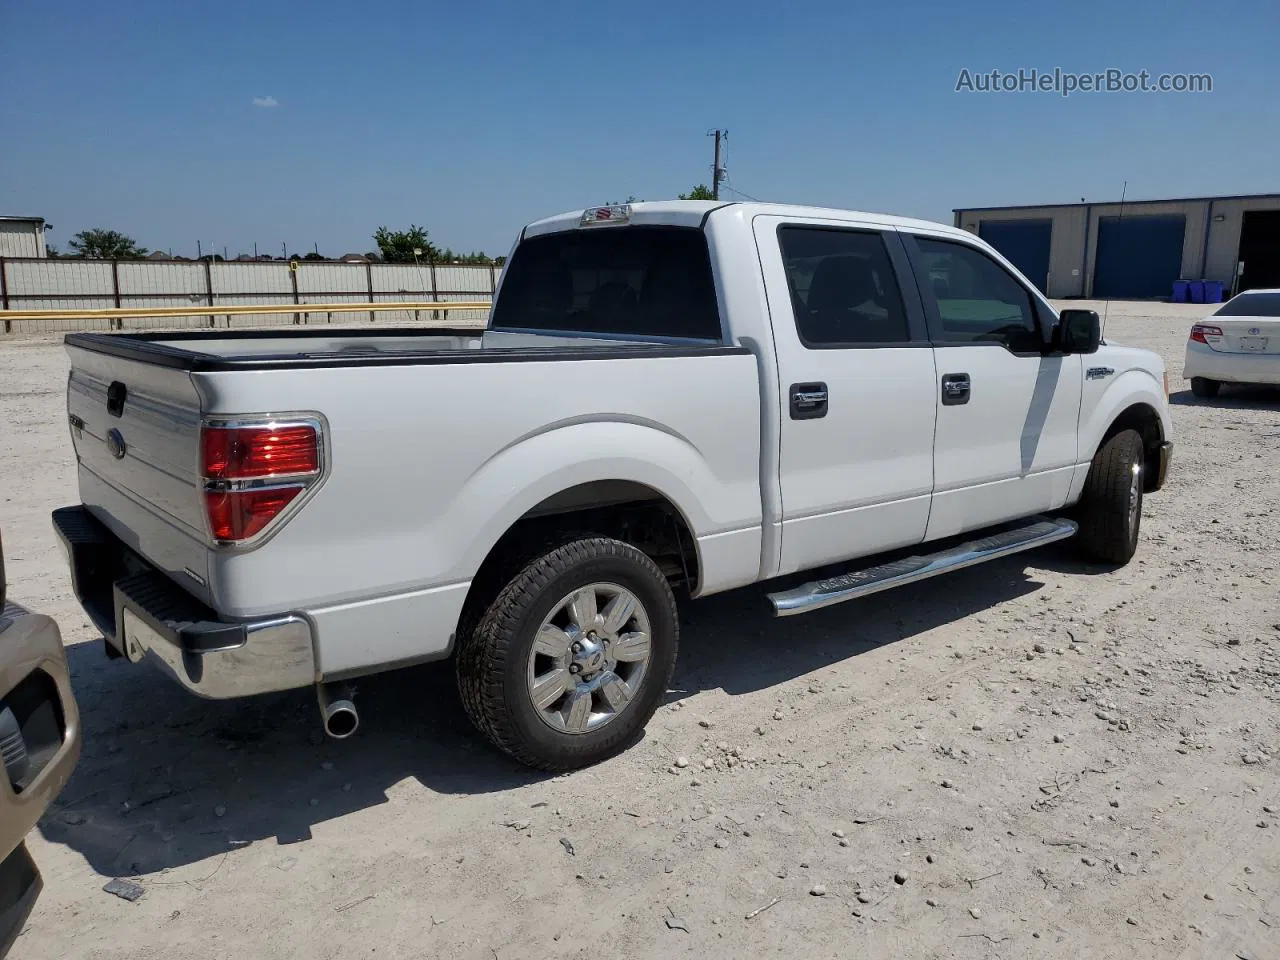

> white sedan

[{"left": 1185, "top": 288, "right": 1280, "bottom": 398}]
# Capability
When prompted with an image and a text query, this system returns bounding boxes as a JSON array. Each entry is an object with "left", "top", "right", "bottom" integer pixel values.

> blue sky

[{"left": 1, "top": 0, "right": 1275, "bottom": 258}]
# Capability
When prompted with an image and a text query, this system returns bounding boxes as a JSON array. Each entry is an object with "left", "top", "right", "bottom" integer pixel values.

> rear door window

[
  {"left": 491, "top": 226, "right": 721, "bottom": 340},
  {"left": 777, "top": 227, "right": 911, "bottom": 346}
]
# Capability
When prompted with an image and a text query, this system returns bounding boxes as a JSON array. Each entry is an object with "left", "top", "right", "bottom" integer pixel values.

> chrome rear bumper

[{"left": 53, "top": 505, "right": 316, "bottom": 699}]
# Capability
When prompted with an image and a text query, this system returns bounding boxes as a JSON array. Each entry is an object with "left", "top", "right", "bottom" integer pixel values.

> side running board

[{"left": 768, "top": 517, "right": 1078, "bottom": 617}]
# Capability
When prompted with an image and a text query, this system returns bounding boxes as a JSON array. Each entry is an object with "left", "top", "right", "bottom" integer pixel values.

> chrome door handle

[
  {"left": 789, "top": 382, "right": 829, "bottom": 420},
  {"left": 941, "top": 373, "right": 970, "bottom": 406}
]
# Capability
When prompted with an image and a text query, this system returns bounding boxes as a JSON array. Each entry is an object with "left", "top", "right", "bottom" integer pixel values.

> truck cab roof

[{"left": 522, "top": 200, "right": 970, "bottom": 240}]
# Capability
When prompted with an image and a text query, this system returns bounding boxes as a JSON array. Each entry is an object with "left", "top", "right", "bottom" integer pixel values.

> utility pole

[{"left": 709, "top": 129, "right": 727, "bottom": 200}]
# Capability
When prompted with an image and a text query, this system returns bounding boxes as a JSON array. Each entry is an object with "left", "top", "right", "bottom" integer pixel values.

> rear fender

[{"left": 438, "top": 418, "right": 761, "bottom": 591}]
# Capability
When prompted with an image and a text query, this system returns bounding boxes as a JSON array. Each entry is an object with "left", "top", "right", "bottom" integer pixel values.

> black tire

[
  {"left": 456, "top": 537, "right": 678, "bottom": 771},
  {"left": 1190, "top": 377, "right": 1220, "bottom": 399},
  {"left": 1075, "top": 428, "right": 1145, "bottom": 564}
]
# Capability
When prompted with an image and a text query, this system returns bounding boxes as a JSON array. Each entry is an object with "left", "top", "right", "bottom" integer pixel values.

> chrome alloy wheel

[
  {"left": 525, "top": 583, "right": 652, "bottom": 734},
  {"left": 1128, "top": 461, "right": 1143, "bottom": 536}
]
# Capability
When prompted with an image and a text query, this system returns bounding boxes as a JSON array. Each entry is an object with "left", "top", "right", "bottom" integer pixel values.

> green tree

[
  {"left": 373, "top": 224, "right": 439, "bottom": 263},
  {"left": 437, "top": 249, "right": 493, "bottom": 265},
  {"left": 303, "top": 251, "right": 326, "bottom": 261},
  {"left": 68, "top": 228, "right": 148, "bottom": 259},
  {"left": 679, "top": 184, "right": 716, "bottom": 200}
]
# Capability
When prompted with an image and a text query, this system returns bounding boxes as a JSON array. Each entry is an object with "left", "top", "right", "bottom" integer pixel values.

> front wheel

[
  {"left": 1190, "top": 377, "right": 1220, "bottom": 399},
  {"left": 1075, "top": 429, "right": 1145, "bottom": 565},
  {"left": 456, "top": 537, "right": 678, "bottom": 771}
]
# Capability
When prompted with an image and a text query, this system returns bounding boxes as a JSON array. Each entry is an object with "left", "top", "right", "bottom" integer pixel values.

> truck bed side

[{"left": 200, "top": 347, "right": 762, "bottom": 675}]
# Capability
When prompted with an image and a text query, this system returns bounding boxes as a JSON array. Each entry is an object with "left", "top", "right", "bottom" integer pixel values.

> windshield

[
  {"left": 490, "top": 226, "right": 721, "bottom": 340},
  {"left": 1214, "top": 291, "right": 1280, "bottom": 317}
]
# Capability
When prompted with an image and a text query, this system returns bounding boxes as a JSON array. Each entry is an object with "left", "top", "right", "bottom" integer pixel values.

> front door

[
  {"left": 755, "top": 217, "right": 939, "bottom": 576},
  {"left": 902, "top": 232, "right": 1082, "bottom": 540}
]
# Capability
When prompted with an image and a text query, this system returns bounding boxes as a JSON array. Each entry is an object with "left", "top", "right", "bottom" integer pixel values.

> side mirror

[{"left": 1057, "top": 308, "right": 1101, "bottom": 354}]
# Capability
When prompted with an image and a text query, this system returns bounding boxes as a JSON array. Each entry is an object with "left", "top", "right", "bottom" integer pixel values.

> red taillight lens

[
  {"left": 205, "top": 487, "right": 303, "bottom": 542},
  {"left": 1190, "top": 324, "right": 1223, "bottom": 344},
  {"left": 201, "top": 424, "right": 319, "bottom": 480},
  {"left": 200, "top": 419, "right": 322, "bottom": 543}
]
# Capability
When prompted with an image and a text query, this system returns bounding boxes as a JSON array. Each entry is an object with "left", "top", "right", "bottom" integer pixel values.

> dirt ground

[{"left": 2, "top": 302, "right": 1277, "bottom": 960}]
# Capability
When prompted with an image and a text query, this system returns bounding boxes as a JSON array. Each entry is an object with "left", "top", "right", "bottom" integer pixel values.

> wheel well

[
  {"left": 1101, "top": 403, "right": 1164, "bottom": 491},
  {"left": 455, "top": 481, "right": 699, "bottom": 646}
]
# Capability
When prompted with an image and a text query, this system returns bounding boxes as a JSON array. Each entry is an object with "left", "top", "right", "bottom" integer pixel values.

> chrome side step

[{"left": 768, "top": 517, "right": 1078, "bottom": 617}]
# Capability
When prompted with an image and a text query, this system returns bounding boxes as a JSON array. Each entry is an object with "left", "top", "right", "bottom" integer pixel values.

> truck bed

[{"left": 65, "top": 327, "right": 733, "bottom": 370}]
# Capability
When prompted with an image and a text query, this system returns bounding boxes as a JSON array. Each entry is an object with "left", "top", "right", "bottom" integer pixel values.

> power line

[
  {"left": 714, "top": 133, "right": 764, "bottom": 202},
  {"left": 722, "top": 182, "right": 764, "bottom": 202}
]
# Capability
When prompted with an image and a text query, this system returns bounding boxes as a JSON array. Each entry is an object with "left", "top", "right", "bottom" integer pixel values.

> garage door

[
  {"left": 978, "top": 219, "right": 1052, "bottom": 293},
  {"left": 1237, "top": 209, "right": 1280, "bottom": 293},
  {"left": 1092, "top": 215, "right": 1186, "bottom": 299}
]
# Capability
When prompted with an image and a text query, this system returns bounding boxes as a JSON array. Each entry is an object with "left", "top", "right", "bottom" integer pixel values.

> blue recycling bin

[
  {"left": 1203, "top": 280, "right": 1224, "bottom": 303},
  {"left": 1172, "top": 280, "right": 1191, "bottom": 303},
  {"left": 1189, "top": 280, "right": 1206, "bottom": 304}
]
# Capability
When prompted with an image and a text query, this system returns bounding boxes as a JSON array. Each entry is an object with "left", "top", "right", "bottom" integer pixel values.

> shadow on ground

[
  {"left": 40, "top": 548, "right": 1059, "bottom": 877},
  {"left": 1169, "top": 385, "right": 1280, "bottom": 408}
]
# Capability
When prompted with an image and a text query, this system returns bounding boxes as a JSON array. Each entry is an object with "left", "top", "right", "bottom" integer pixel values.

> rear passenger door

[
  {"left": 754, "top": 217, "right": 938, "bottom": 576},
  {"left": 901, "top": 231, "right": 1082, "bottom": 540}
]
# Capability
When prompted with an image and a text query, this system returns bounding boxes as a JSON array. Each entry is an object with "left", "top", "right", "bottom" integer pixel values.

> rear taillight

[
  {"left": 202, "top": 424, "right": 320, "bottom": 479},
  {"left": 1190, "top": 323, "right": 1223, "bottom": 344},
  {"left": 199, "top": 419, "right": 323, "bottom": 545},
  {"left": 205, "top": 487, "right": 304, "bottom": 542}
]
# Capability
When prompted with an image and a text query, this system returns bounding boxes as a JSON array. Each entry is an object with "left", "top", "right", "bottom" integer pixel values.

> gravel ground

[{"left": 2, "top": 302, "right": 1278, "bottom": 960}]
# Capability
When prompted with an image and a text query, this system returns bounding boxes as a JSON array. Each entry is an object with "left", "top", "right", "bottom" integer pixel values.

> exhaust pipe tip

[
  {"left": 317, "top": 683, "right": 359, "bottom": 739},
  {"left": 323, "top": 701, "right": 359, "bottom": 739}
]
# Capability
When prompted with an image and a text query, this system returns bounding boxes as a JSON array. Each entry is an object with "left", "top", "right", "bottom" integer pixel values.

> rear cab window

[
  {"left": 490, "top": 226, "right": 722, "bottom": 340},
  {"left": 1214, "top": 291, "right": 1280, "bottom": 316}
]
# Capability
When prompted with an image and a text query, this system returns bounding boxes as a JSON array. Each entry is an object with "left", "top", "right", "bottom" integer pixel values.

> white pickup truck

[{"left": 53, "top": 201, "right": 1173, "bottom": 770}]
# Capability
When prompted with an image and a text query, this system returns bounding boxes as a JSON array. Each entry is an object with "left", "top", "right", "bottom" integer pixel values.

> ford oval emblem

[
  {"left": 107, "top": 428, "right": 127, "bottom": 460},
  {"left": 1249, "top": 326, "right": 1261, "bottom": 335}
]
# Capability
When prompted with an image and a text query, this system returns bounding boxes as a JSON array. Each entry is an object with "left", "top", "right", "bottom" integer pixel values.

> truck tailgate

[{"left": 65, "top": 344, "right": 211, "bottom": 601}]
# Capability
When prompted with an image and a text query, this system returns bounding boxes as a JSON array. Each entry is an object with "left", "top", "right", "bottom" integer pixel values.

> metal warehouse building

[
  {"left": 0, "top": 215, "right": 48, "bottom": 258},
  {"left": 953, "top": 193, "right": 1280, "bottom": 300}
]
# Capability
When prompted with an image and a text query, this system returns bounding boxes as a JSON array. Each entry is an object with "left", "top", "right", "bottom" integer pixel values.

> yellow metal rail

[{"left": 0, "top": 300, "right": 491, "bottom": 322}]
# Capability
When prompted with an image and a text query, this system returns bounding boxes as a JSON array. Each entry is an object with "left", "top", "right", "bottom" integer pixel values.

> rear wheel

[
  {"left": 457, "top": 537, "right": 678, "bottom": 771},
  {"left": 1190, "top": 377, "right": 1220, "bottom": 399},
  {"left": 1075, "top": 429, "right": 1145, "bottom": 565}
]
